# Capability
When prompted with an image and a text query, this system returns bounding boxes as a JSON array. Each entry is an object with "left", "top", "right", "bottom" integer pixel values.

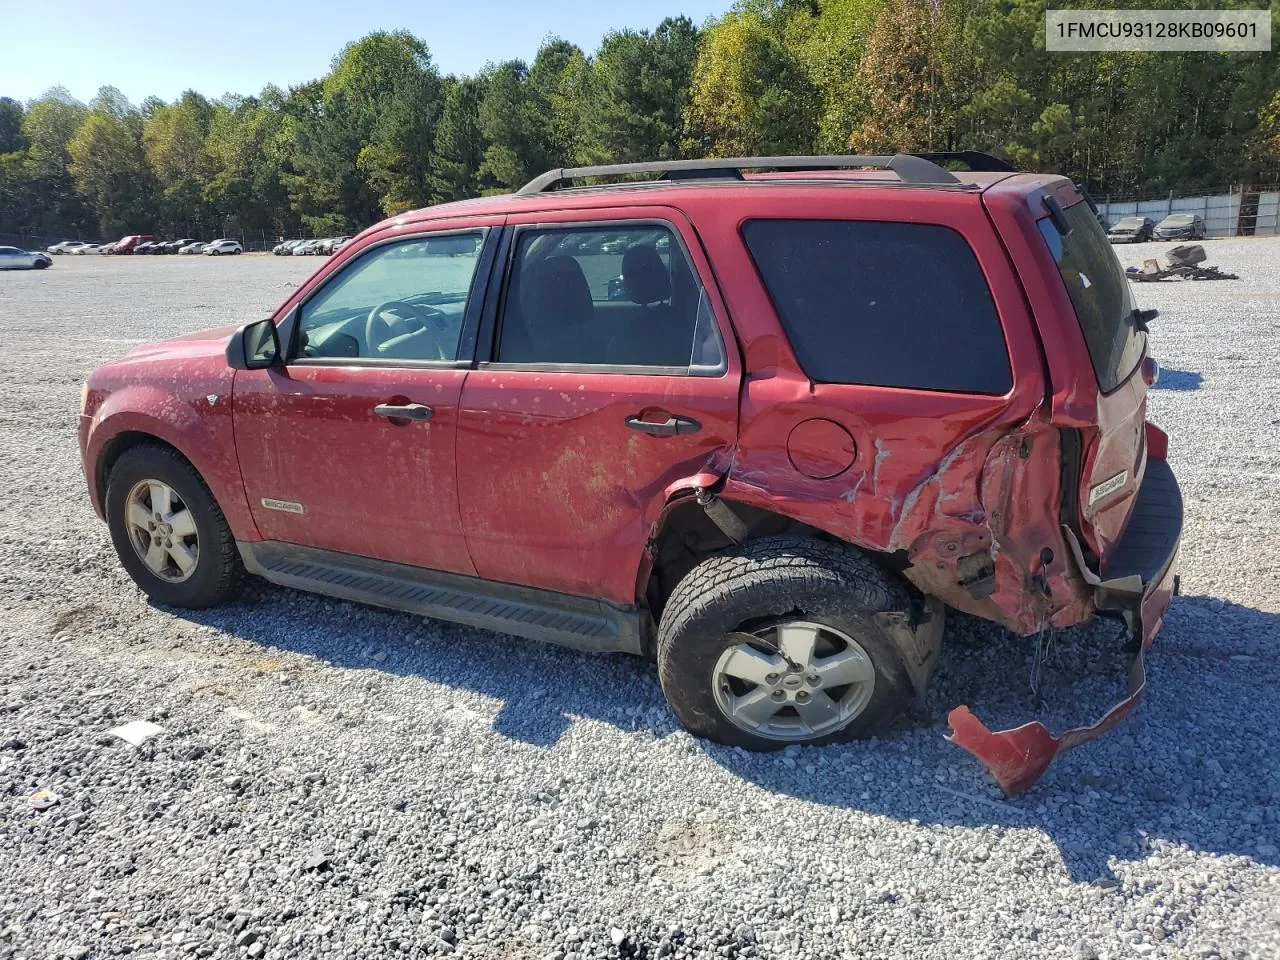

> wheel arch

[
  {"left": 86, "top": 404, "right": 259, "bottom": 542},
  {"left": 639, "top": 489, "right": 913, "bottom": 623}
]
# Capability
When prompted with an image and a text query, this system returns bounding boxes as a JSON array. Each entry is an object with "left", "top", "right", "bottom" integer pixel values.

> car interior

[{"left": 497, "top": 228, "right": 703, "bottom": 368}]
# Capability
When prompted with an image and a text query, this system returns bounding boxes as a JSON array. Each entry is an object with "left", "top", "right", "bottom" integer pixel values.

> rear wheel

[
  {"left": 657, "top": 537, "right": 913, "bottom": 750},
  {"left": 105, "top": 445, "right": 243, "bottom": 608}
]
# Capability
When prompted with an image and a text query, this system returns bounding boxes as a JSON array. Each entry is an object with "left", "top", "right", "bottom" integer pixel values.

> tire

[
  {"left": 105, "top": 444, "right": 243, "bottom": 609},
  {"left": 657, "top": 536, "right": 914, "bottom": 750},
  {"left": 34, "top": 261, "right": 49, "bottom": 269}
]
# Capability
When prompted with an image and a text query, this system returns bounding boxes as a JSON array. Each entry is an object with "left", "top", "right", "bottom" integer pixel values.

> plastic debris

[
  {"left": 107, "top": 720, "right": 166, "bottom": 747},
  {"left": 28, "top": 789, "right": 59, "bottom": 811}
]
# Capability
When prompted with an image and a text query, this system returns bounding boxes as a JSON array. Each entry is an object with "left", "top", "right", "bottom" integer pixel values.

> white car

[
  {"left": 74, "top": 244, "right": 105, "bottom": 255},
  {"left": 46, "top": 240, "right": 89, "bottom": 255},
  {"left": 0, "top": 247, "right": 53, "bottom": 270},
  {"left": 203, "top": 239, "right": 243, "bottom": 256},
  {"left": 178, "top": 242, "right": 206, "bottom": 255}
]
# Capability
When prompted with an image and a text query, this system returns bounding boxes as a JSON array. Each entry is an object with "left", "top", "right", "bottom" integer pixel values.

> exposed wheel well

[
  {"left": 97, "top": 432, "right": 191, "bottom": 507},
  {"left": 643, "top": 496, "right": 910, "bottom": 624}
]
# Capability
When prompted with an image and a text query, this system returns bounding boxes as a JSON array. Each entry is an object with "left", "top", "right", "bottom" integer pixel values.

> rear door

[
  {"left": 986, "top": 180, "right": 1150, "bottom": 566},
  {"left": 454, "top": 208, "right": 740, "bottom": 605}
]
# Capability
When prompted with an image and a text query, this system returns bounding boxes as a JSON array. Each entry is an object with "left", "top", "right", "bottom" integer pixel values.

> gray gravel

[{"left": 1, "top": 246, "right": 1278, "bottom": 960}]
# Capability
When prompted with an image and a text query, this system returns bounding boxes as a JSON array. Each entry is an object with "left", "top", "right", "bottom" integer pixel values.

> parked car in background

[
  {"left": 1107, "top": 217, "right": 1154, "bottom": 243},
  {"left": 157, "top": 239, "right": 195, "bottom": 254},
  {"left": 105, "top": 235, "right": 153, "bottom": 255},
  {"left": 46, "top": 240, "right": 89, "bottom": 255},
  {"left": 76, "top": 153, "right": 1182, "bottom": 794},
  {"left": 203, "top": 239, "right": 243, "bottom": 256},
  {"left": 318, "top": 236, "right": 351, "bottom": 255},
  {"left": 178, "top": 242, "right": 206, "bottom": 255},
  {"left": 1153, "top": 213, "right": 1206, "bottom": 241},
  {"left": 0, "top": 247, "right": 52, "bottom": 270},
  {"left": 73, "top": 244, "right": 106, "bottom": 255},
  {"left": 134, "top": 241, "right": 161, "bottom": 255},
  {"left": 272, "top": 239, "right": 306, "bottom": 255}
]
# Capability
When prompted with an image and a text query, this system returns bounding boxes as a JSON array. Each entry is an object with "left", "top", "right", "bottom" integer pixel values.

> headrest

[
  {"left": 622, "top": 245, "right": 672, "bottom": 305},
  {"left": 522, "top": 255, "right": 593, "bottom": 327}
]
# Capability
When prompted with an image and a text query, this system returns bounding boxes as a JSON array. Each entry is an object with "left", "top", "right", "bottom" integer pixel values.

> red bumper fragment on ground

[{"left": 946, "top": 646, "right": 1147, "bottom": 795}]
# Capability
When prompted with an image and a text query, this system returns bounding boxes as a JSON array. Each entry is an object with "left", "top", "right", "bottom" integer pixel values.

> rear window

[
  {"left": 1037, "top": 201, "right": 1144, "bottom": 393},
  {"left": 741, "top": 220, "right": 1012, "bottom": 393}
]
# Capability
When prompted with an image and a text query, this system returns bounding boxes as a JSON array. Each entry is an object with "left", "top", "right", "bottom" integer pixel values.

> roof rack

[
  {"left": 908, "top": 151, "right": 1014, "bottom": 173},
  {"left": 516, "top": 154, "right": 972, "bottom": 195}
]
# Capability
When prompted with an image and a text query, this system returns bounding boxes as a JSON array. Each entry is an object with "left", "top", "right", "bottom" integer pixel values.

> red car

[
  {"left": 78, "top": 154, "right": 1182, "bottom": 792},
  {"left": 103, "top": 234, "right": 154, "bottom": 255}
]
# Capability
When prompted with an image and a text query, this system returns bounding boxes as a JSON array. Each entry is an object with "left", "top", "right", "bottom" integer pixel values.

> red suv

[
  {"left": 104, "top": 234, "right": 154, "bottom": 255},
  {"left": 78, "top": 154, "right": 1182, "bottom": 792}
]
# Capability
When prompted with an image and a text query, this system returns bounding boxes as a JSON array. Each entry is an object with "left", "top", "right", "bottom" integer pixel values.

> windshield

[
  {"left": 1038, "top": 201, "right": 1145, "bottom": 393},
  {"left": 1113, "top": 218, "right": 1143, "bottom": 231},
  {"left": 1163, "top": 215, "right": 1193, "bottom": 225}
]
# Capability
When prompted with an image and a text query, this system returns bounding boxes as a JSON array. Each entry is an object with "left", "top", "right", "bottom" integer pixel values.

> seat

[
  {"left": 606, "top": 245, "right": 696, "bottom": 367},
  {"left": 502, "top": 255, "right": 606, "bottom": 363},
  {"left": 621, "top": 245, "right": 672, "bottom": 305}
]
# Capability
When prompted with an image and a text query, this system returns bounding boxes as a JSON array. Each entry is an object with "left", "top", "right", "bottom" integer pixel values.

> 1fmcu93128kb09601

[{"left": 76, "top": 154, "right": 1182, "bottom": 793}]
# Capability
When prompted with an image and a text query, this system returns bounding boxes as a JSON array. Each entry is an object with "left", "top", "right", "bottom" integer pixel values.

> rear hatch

[
  {"left": 1033, "top": 192, "right": 1150, "bottom": 567},
  {"left": 982, "top": 179, "right": 1152, "bottom": 571}
]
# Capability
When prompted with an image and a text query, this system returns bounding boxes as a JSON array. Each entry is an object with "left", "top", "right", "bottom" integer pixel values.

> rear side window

[
  {"left": 1037, "top": 202, "right": 1143, "bottom": 393},
  {"left": 741, "top": 220, "right": 1012, "bottom": 393},
  {"left": 495, "top": 224, "right": 725, "bottom": 372}
]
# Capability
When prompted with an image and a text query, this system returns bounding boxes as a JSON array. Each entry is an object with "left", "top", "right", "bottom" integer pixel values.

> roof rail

[
  {"left": 516, "top": 154, "right": 966, "bottom": 195},
  {"left": 908, "top": 151, "right": 1015, "bottom": 173}
]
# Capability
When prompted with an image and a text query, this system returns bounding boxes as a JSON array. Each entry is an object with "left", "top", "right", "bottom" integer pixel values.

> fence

[{"left": 1096, "top": 186, "right": 1280, "bottom": 238}]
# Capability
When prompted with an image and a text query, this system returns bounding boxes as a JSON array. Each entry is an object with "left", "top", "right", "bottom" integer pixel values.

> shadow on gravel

[
  {"left": 178, "top": 587, "right": 1280, "bottom": 884},
  {"left": 704, "top": 596, "right": 1280, "bottom": 882},
  {"left": 1152, "top": 367, "right": 1203, "bottom": 391}
]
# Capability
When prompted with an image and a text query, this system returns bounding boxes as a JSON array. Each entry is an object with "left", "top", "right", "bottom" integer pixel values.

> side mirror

[{"left": 226, "top": 318, "right": 282, "bottom": 370}]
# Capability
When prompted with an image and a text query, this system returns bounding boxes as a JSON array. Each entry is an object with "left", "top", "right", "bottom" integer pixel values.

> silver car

[{"left": 0, "top": 247, "right": 52, "bottom": 270}]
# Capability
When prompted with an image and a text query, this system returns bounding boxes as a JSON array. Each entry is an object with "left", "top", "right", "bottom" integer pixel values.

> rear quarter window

[{"left": 741, "top": 220, "right": 1012, "bottom": 394}]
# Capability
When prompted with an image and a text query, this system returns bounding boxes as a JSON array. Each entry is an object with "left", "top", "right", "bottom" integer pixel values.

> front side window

[
  {"left": 296, "top": 232, "right": 484, "bottom": 362},
  {"left": 495, "top": 224, "right": 724, "bottom": 371},
  {"left": 742, "top": 219, "right": 1013, "bottom": 393}
]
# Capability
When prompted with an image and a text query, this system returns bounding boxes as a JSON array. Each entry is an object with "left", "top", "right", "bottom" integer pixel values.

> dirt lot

[{"left": 1, "top": 246, "right": 1278, "bottom": 959}]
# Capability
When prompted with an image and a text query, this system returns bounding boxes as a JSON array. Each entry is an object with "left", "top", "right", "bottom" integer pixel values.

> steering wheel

[{"left": 365, "top": 300, "right": 446, "bottom": 356}]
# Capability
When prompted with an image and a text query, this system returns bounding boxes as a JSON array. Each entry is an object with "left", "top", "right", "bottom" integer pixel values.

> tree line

[{"left": 2, "top": 0, "right": 1278, "bottom": 242}]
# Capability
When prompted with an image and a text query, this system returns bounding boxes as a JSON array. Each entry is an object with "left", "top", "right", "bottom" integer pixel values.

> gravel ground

[{"left": 1, "top": 246, "right": 1277, "bottom": 960}]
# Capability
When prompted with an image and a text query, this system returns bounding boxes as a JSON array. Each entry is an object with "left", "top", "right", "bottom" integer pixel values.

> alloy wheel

[
  {"left": 711, "top": 620, "right": 876, "bottom": 741},
  {"left": 123, "top": 479, "right": 200, "bottom": 583}
]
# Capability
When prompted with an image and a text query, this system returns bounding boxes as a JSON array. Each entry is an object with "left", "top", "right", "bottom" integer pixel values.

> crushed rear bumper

[{"left": 946, "top": 454, "right": 1183, "bottom": 794}]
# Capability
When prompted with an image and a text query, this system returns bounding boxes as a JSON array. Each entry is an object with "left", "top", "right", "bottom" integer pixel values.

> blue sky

[{"left": 1, "top": 0, "right": 732, "bottom": 107}]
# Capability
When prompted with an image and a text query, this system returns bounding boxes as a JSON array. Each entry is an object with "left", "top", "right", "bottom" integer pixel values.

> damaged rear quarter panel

[{"left": 682, "top": 187, "right": 1090, "bottom": 637}]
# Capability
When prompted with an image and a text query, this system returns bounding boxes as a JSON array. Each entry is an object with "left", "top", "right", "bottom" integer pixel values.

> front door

[
  {"left": 456, "top": 211, "right": 740, "bottom": 605},
  {"left": 233, "top": 226, "right": 494, "bottom": 575}
]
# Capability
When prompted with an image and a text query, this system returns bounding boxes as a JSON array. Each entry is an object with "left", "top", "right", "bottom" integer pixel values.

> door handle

[
  {"left": 374, "top": 403, "right": 434, "bottom": 421},
  {"left": 624, "top": 414, "right": 701, "bottom": 437}
]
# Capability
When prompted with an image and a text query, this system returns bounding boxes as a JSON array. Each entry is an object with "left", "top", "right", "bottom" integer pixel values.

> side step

[{"left": 238, "top": 541, "right": 646, "bottom": 655}]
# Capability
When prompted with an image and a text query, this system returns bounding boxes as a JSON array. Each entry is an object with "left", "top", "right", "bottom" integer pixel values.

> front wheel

[
  {"left": 105, "top": 445, "right": 243, "bottom": 608},
  {"left": 657, "top": 537, "right": 914, "bottom": 750}
]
